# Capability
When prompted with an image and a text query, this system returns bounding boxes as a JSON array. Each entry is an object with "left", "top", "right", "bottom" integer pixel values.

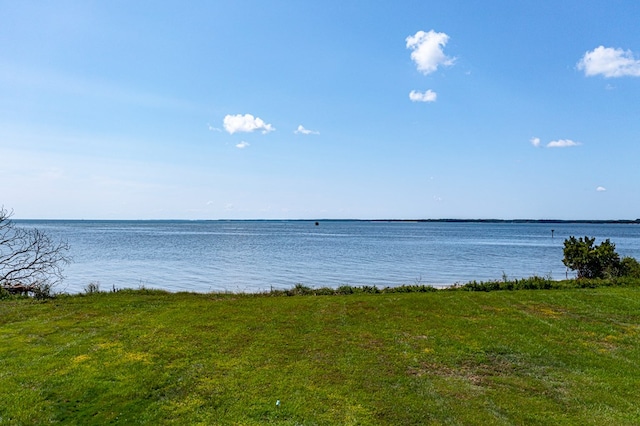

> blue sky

[{"left": 2, "top": 1, "right": 639, "bottom": 220}]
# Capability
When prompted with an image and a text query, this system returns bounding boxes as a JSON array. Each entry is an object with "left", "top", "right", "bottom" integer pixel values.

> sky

[{"left": 1, "top": 1, "right": 640, "bottom": 220}]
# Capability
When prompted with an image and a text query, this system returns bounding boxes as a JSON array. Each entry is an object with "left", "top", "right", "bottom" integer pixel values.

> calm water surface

[{"left": 16, "top": 220, "right": 640, "bottom": 293}]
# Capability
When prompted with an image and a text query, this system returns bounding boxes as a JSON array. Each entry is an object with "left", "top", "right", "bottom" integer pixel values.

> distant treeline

[{"left": 368, "top": 219, "right": 640, "bottom": 224}]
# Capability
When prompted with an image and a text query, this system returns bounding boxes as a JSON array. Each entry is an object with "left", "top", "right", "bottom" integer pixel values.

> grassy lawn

[{"left": 1, "top": 287, "right": 640, "bottom": 425}]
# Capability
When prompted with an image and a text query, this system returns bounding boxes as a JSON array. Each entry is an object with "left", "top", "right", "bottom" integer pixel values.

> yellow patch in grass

[
  {"left": 73, "top": 354, "right": 90, "bottom": 364},
  {"left": 97, "top": 342, "right": 119, "bottom": 350},
  {"left": 122, "top": 351, "right": 151, "bottom": 363},
  {"left": 539, "top": 307, "right": 562, "bottom": 317}
]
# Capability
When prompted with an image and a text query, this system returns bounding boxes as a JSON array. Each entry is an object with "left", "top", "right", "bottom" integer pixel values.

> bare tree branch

[{"left": 0, "top": 207, "right": 71, "bottom": 297}]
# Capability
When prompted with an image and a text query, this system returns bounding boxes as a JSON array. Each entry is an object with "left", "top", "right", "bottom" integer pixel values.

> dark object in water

[{"left": 2, "top": 283, "right": 35, "bottom": 295}]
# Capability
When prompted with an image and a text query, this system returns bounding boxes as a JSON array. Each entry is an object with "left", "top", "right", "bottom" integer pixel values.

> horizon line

[{"left": 13, "top": 218, "right": 640, "bottom": 224}]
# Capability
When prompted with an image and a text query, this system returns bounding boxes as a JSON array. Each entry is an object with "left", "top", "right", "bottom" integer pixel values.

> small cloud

[
  {"left": 409, "top": 89, "right": 437, "bottom": 102},
  {"left": 546, "top": 139, "right": 581, "bottom": 148},
  {"left": 577, "top": 46, "right": 640, "bottom": 78},
  {"left": 223, "top": 114, "right": 275, "bottom": 134},
  {"left": 236, "top": 141, "right": 250, "bottom": 149},
  {"left": 596, "top": 186, "right": 607, "bottom": 192},
  {"left": 406, "top": 30, "right": 455, "bottom": 75},
  {"left": 294, "top": 125, "right": 319, "bottom": 135},
  {"left": 207, "top": 123, "right": 221, "bottom": 132},
  {"left": 225, "top": 203, "right": 234, "bottom": 210},
  {"left": 531, "top": 137, "right": 582, "bottom": 148}
]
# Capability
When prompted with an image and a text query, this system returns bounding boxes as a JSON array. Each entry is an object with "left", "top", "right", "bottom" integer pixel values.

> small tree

[
  {"left": 0, "top": 207, "right": 71, "bottom": 297},
  {"left": 562, "top": 236, "right": 620, "bottom": 279},
  {"left": 620, "top": 256, "right": 640, "bottom": 278}
]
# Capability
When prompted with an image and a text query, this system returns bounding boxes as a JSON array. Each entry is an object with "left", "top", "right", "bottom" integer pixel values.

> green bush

[
  {"left": 384, "top": 284, "right": 438, "bottom": 293},
  {"left": 620, "top": 256, "right": 640, "bottom": 278},
  {"left": 456, "top": 276, "right": 555, "bottom": 292},
  {"left": 286, "top": 283, "right": 314, "bottom": 296},
  {"left": 562, "top": 236, "right": 621, "bottom": 279},
  {"left": 335, "top": 285, "right": 355, "bottom": 295},
  {"left": 0, "top": 286, "right": 10, "bottom": 300},
  {"left": 313, "top": 287, "right": 337, "bottom": 296}
]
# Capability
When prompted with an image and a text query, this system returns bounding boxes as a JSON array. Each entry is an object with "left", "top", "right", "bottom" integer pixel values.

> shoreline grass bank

[{"left": 1, "top": 281, "right": 640, "bottom": 424}]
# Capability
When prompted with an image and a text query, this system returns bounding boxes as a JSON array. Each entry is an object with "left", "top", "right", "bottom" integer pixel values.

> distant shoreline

[
  {"left": 14, "top": 218, "right": 640, "bottom": 224},
  {"left": 369, "top": 218, "right": 640, "bottom": 224}
]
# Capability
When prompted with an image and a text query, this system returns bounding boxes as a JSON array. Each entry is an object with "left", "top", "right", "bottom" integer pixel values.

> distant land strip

[
  {"left": 13, "top": 218, "right": 640, "bottom": 224},
  {"left": 368, "top": 219, "right": 640, "bottom": 224}
]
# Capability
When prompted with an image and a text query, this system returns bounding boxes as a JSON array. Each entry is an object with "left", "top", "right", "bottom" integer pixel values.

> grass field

[{"left": 1, "top": 285, "right": 640, "bottom": 425}]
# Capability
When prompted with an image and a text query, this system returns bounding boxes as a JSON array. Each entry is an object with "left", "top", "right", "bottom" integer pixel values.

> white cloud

[
  {"left": 235, "top": 141, "right": 250, "bottom": 149},
  {"left": 294, "top": 125, "right": 319, "bottom": 135},
  {"left": 207, "top": 123, "right": 221, "bottom": 132},
  {"left": 531, "top": 137, "right": 582, "bottom": 148},
  {"left": 409, "top": 89, "right": 437, "bottom": 102},
  {"left": 546, "top": 139, "right": 581, "bottom": 148},
  {"left": 577, "top": 46, "right": 640, "bottom": 78},
  {"left": 223, "top": 114, "right": 275, "bottom": 134},
  {"left": 596, "top": 186, "right": 607, "bottom": 192},
  {"left": 406, "top": 30, "right": 455, "bottom": 75}
]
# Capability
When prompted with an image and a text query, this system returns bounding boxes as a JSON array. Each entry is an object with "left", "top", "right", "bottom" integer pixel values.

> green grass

[{"left": 1, "top": 285, "right": 640, "bottom": 425}]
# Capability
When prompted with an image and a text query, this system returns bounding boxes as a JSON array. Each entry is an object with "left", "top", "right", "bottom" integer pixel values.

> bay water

[{"left": 15, "top": 220, "right": 640, "bottom": 294}]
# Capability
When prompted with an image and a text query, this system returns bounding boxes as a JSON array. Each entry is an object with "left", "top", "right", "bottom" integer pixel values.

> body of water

[{"left": 15, "top": 220, "right": 640, "bottom": 293}]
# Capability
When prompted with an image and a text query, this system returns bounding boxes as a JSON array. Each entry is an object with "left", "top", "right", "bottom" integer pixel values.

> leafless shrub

[{"left": 0, "top": 207, "right": 71, "bottom": 298}]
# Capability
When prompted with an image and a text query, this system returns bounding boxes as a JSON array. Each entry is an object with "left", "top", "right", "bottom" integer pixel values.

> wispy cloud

[
  {"left": 235, "top": 141, "right": 250, "bottom": 149},
  {"left": 596, "top": 186, "right": 607, "bottom": 192},
  {"left": 409, "top": 89, "right": 437, "bottom": 102},
  {"left": 531, "top": 137, "right": 581, "bottom": 148},
  {"left": 406, "top": 30, "right": 455, "bottom": 75},
  {"left": 207, "top": 123, "right": 221, "bottom": 132},
  {"left": 578, "top": 46, "right": 640, "bottom": 78},
  {"left": 223, "top": 114, "right": 275, "bottom": 134},
  {"left": 547, "top": 139, "right": 581, "bottom": 148},
  {"left": 294, "top": 125, "right": 319, "bottom": 135}
]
